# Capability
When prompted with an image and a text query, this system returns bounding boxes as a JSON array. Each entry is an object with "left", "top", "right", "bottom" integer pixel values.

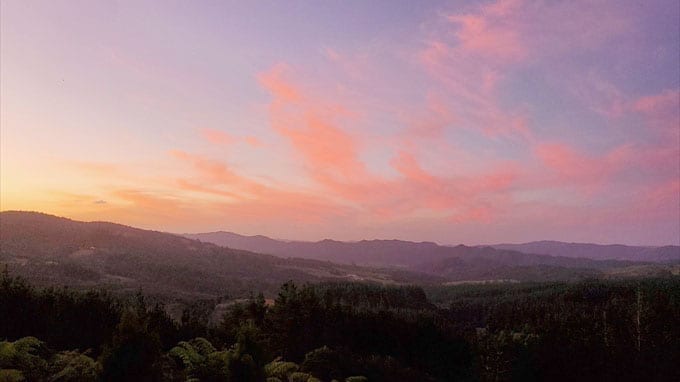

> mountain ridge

[
  {"left": 489, "top": 241, "right": 679, "bottom": 262},
  {"left": 3, "top": 211, "right": 677, "bottom": 300},
  {"left": 0, "top": 211, "right": 439, "bottom": 299},
  {"left": 185, "top": 230, "right": 680, "bottom": 265}
]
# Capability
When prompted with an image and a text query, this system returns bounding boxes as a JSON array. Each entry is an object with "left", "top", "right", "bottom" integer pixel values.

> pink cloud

[
  {"left": 633, "top": 90, "right": 680, "bottom": 137},
  {"left": 257, "top": 63, "right": 301, "bottom": 103},
  {"left": 169, "top": 150, "right": 267, "bottom": 196},
  {"left": 169, "top": 150, "right": 350, "bottom": 224},
  {"left": 449, "top": 205, "right": 494, "bottom": 224},
  {"left": 405, "top": 93, "right": 457, "bottom": 139},
  {"left": 635, "top": 179, "right": 680, "bottom": 219},
  {"left": 566, "top": 74, "right": 629, "bottom": 120},
  {"left": 533, "top": 142, "right": 635, "bottom": 193},
  {"left": 445, "top": 0, "right": 628, "bottom": 62},
  {"left": 447, "top": 0, "right": 526, "bottom": 62},
  {"left": 391, "top": 151, "right": 439, "bottom": 187},
  {"left": 257, "top": 65, "right": 370, "bottom": 184},
  {"left": 390, "top": 151, "right": 517, "bottom": 217},
  {"left": 258, "top": 64, "right": 521, "bottom": 222},
  {"left": 418, "top": 40, "right": 531, "bottom": 138},
  {"left": 281, "top": 114, "right": 368, "bottom": 181},
  {"left": 244, "top": 136, "right": 264, "bottom": 147},
  {"left": 634, "top": 90, "right": 679, "bottom": 114},
  {"left": 418, "top": 0, "right": 630, "bottom": 140}
]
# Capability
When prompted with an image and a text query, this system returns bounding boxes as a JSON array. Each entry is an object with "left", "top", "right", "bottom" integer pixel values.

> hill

[
  {"left": 185, "top": 231, "right": 658, "bottom": 281},
  {"left": 185, "top": 231, "right": 452, "bottom": 267},
  {"left": 0, "top": 211, "right": 438, "bottom": 300},
  {"left": 3, "top": 212, "right": 673, "bottom": 298},
  {"left": 490, "top": 240, "right": 680, "bottom": 262}
]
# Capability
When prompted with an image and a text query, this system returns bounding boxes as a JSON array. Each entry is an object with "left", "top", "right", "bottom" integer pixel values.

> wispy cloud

[{"left": 3, "top": 0, "right": 676, "bottom": 244}]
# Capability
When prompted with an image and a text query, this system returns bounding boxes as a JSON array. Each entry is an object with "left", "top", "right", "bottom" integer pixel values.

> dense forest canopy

[{"left": 2, "top": 270, "right": 679, "bottom": 381}]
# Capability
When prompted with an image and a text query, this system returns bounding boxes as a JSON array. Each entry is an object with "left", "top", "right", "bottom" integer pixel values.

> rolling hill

[
  {"left": 3, "top": 212, "right": 675, "bottom": 301},
  {"left": 185, "top": 231, "right": 454, "bottom": 267},
  {"left": 0, "top": 211, "right": 439, "bottom": 300},
  {"left": 184, "top": 231, "right": 667, "bottom": 281},
  {"left": 490, "top": 240, "right": 680, "bottom": 262}
]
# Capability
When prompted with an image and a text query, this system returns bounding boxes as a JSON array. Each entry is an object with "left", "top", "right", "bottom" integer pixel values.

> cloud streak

[{"left": 2, "top": 0, "right": 677, "bottom": 244}]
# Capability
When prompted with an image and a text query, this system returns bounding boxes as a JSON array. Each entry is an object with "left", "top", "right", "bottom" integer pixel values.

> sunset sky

[{"left": 1, "top": 0, "right": 678, "bottom": 245}]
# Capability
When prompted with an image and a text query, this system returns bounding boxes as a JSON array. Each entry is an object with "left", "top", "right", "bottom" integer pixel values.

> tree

[
  {"left": 170, "top": 337, "right": 232, "bottom": 382},
  {"left": 264, "top": 358, "right": 300, "bottom": 380},
  {"left": 99, "top": 308, "right": 162, "bottom": 381},
  {"left": 0, "top": 337, "right": 50, "bottom": 381},
  {"left": 228, "top": 323, "right": 267, "bottom": 382},
  {"left": 301, "top": 346, "right": 343, "bottom": 381},
  {"left": 50, "top": 350, "right": 101, "bottom": 382}
]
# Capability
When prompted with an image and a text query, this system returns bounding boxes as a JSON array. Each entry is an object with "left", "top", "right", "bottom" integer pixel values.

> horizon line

[{"left": 2, "top": 209, "right": 676, "bottom": 248}]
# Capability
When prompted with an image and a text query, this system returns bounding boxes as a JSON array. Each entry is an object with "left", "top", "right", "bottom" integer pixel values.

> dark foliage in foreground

[{"left": 1, "top": 270, "right": 679, "bottom": 381}]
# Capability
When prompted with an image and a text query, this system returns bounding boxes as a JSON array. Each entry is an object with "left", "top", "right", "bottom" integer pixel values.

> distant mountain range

[
  {"left": 186, "top": 231, "right": 455, "bottom": 268},
  {"left": 1, "top": 211, "right": 677, "bottom": 300},
  {"left": 186, "top": 231, "right": 679, "bottom": 282},
  {"left": 490, "top": 241, "right": 680, "bottom": 262},
  {"left": 185, "top": 231, "right": 680, "bottom": 266}
]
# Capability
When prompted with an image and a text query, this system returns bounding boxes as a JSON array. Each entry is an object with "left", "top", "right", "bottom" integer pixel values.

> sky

[{"left": 1, "top": 0, "right": 679, "bottom": 245}]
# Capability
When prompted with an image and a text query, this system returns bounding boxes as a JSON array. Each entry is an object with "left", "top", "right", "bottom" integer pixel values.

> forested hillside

[
  {"left": 2, "top": 211, "right": 679, "bottom": 380},
  {"left": 185, "top": 231, "right": 672, "bottom": 281},
  {"left": 0, "top": 212, "right": 439, "bottom": 299},
  {"left": 490, "top": 241, "right": 680, "bottom": 262},
  {"left": 2, "top": 212, "right": 677, "bottom": 303},
  {"left": 2, "top": 272, "right": 678, "bottom": 381}
]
